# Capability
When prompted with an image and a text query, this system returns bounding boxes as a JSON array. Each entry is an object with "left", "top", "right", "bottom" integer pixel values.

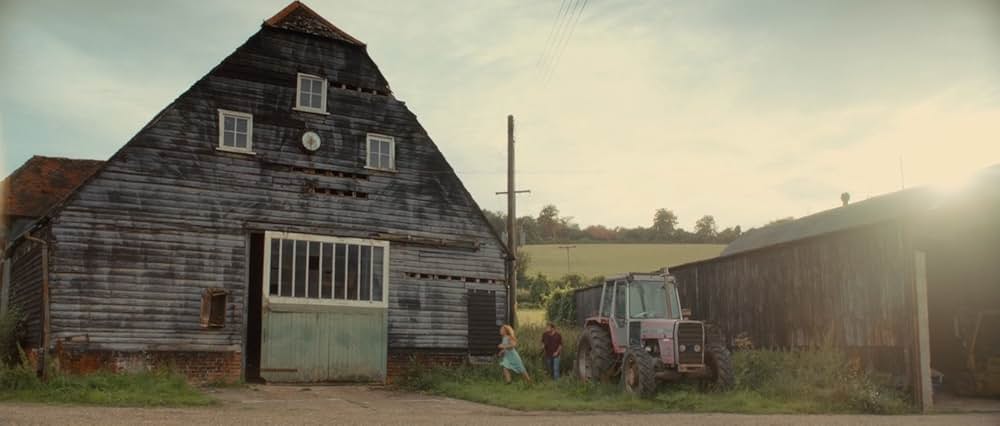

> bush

[
  {"left": 0, "top": 306, "right": 26, "bottom": 367},
  {"left": 544, "top": 289, "right": 575, "bottom": 325},
  {"left": 0, "top": 351, "right": 38, "bottom": 391},
  {"left": 731, "top": 349, "right": 910, "bottom": 414}
]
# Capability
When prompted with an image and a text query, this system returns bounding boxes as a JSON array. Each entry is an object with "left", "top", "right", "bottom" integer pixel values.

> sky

[{"left": 1, "top": 0, "right": 999, "bottom": 230}]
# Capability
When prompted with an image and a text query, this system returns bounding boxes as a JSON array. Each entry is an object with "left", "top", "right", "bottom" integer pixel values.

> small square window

[
  {"left": 295, "top": 73, "right": 328, "bottom": 114},
  {"left": 217, "top": 110, "right": 254, "bottom": 154},
  {"left": 200, "top": 288, "right": 228, "bottom": 328},
  {"left": 366, "top": 134, "right": 395, "bottom": 171}
]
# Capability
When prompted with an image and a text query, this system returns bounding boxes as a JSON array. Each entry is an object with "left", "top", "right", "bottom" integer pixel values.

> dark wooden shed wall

[
  {"left": 7, "top": 239, "right": 45, "bottom": 348},
  {"left": 671, "top": 221, "right": 917, "bottom": 379},
  {"left": 41, "top": 26, "right": 505, "bottom": 354}
]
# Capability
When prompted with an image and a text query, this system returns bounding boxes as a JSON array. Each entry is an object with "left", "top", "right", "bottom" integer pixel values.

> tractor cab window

[
  {"left": 614, "top": 281, "right": 628, "bottom": 322},
  {"left": 600, "top": 281, "right": 614, "bottom": 317},
  {"left": 628, "top": 280, "right": 680, "bottom": 320}
]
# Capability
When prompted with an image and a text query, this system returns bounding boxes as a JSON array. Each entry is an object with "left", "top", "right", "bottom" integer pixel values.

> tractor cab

[{"left": 599, "top": 274, "right": 681, "bottom": 345}]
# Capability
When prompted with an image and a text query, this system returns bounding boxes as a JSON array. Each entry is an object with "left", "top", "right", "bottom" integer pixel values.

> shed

[
  {"left": 0, "top": 1, "right": 508, "bottom": 383},
  {"left": 669, "top": 165, "right": 1000, "bottom": 409},
  {"left": 0, "top": 156, "right": 104, "bottom": 246}
]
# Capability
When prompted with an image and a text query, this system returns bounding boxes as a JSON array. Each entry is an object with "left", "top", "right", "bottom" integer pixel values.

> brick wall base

[
  {"left": 35, "top": 347, "right": 242, "bottom": 384},
  {"left": 386, "top": 350, "right": 467, "bottom": 384},
  {"left": 31, "top": 347, "right": 472, "bottom": 384}
]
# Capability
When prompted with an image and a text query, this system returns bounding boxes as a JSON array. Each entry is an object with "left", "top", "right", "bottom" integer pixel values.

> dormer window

[
  {"left": 217, "top": 109, "right": 254, "bottom": 154},
  {"left": 366, "top": 134, "right": 395, "bottom": 171},
  {"left": 295, "top": 73, "right": 328, "bottom": 114}
]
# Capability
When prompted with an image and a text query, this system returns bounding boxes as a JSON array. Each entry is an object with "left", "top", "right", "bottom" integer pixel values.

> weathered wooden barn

[
  {"left": 0, "top": 1, "right": 507, "bottom": 383},
  {"left": 670, "top": 166, "right": 1000, "bottom": 409}
]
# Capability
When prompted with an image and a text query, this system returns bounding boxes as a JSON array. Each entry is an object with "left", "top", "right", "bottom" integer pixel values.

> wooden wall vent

[
  {"left": 404, "top": 272, "right": 502, "bottom": 285},
  {"left": 331, "top": 80, "right": 388, "bottom": 96},
  {"left": 291, "top": 165, "right": 368, "bottom": 180},
  {"left": 307, "top": 186, "right": 369, "bottom": 199}
]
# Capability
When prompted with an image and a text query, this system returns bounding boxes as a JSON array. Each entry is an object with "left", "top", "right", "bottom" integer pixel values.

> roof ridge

[{"left": 264, "top": 1, "right": 365, "bottom": 46}]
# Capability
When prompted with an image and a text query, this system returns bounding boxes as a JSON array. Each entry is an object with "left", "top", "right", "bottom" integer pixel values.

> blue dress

[{"left": 499, "top": 336, "right": 527, "bottom": 374}]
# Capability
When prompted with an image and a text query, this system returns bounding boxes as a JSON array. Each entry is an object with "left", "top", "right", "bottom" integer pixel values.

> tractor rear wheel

[
  {"left": 700, "top": 326, "right": 734, "bottom": 391},
  {"left": 577, "top": 325, "right": 614, "bottom": 383},
  {"left": 622, "top": 347, "right": 657, "bottom": 398}
]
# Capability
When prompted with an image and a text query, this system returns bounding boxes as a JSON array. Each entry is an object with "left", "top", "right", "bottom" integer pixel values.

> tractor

[{"left": 575, "top": 272, "right": 733, "bottom": 398}]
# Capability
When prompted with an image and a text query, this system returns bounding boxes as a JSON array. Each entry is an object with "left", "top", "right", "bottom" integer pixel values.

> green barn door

[{"left": 259, "top": 232, "right": 389, "bottom": 382}]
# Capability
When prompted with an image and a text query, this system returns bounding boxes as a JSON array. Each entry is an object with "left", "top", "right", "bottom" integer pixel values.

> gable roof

[
  {"left": 721, "top": 187, "right": 934, "bottom": 256},
  {"left": 1, "top": 156, "right": 104, "bottom": 218},
  {"left": 264, "top": 1, "right": 365, "bottom": 46},
  {"left": 3, "top": 3, "right": 509, "bottom": 260},
  {"left": 721, "top": 164, "right": 1000, "bottom": 257}
]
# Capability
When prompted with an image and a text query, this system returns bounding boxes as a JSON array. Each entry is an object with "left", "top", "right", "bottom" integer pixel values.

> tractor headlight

[
  {"left": 693, "top": 344, "right": 702, "bottom": 353},
  {"left": 679, "top": 344, "right": 687, "bottom": 352}
]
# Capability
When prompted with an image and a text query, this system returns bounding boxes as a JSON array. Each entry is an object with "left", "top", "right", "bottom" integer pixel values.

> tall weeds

[{"left": 402, "top": 319, "right": 912, "bottom": 414}]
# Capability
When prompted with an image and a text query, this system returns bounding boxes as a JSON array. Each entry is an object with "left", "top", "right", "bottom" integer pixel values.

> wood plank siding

[
  {"left": 6, "top": 239, "right": 45, "bottom": 348},
  {"left": 670, "top": 220, "right": 917, "bottom": 381},
  {"left": 36, "top": 23, "right": 506, "bottom": 356}
]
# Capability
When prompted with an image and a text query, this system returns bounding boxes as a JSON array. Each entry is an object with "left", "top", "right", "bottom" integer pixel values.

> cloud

[{"left": 1, "top": 0, "right": 998, "bottom": 231}]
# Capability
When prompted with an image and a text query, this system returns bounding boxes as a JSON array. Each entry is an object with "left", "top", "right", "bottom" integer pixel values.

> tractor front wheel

[
  {"left": 577, "top": 325, "right": 614, "bottom": 383},
  {"left": 622, "top": 347, "right": 657, "bottom": 398},
  {"left": 700, "top": 332, "right": 734, "bottom": 391}
]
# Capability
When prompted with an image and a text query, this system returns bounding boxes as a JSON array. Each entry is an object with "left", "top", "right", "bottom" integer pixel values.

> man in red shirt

[{"left": 541, "top": 322, "right": 563, "bottom": 380}]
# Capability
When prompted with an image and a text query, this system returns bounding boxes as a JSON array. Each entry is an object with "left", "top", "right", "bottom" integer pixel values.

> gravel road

[{"left": 1, "top": 385, "right": 997, "bottom": 425}]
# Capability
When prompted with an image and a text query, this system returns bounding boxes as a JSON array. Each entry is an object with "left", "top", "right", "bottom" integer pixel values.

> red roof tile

[
  {"left": 264, "top": 1, "right": 365, "bottom": 46},
  {"left": 1, "top": 156, "right": 104, "bottom": 218}
]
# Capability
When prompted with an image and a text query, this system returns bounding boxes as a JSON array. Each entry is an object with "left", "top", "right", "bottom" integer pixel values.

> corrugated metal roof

[{"left": 721, "top": 165, "right": 1000, "bottom": 256}]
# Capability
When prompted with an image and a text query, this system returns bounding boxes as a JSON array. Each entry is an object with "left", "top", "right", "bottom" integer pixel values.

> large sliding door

[{"left": 260, "top": 232, "right": 388, "bottom": 382}]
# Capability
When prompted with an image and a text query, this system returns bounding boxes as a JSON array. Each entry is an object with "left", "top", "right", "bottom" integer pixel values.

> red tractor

[{"left": 575, "top": 272, "right": 733, "bottom": 397}]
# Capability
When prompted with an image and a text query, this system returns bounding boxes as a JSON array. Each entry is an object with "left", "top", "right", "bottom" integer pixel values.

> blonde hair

[{"left": 501, "top": 324, "right": 517, "bottom": 343}]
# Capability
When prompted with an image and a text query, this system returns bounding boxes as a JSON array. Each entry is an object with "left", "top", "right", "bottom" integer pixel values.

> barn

[
  {"left": 0, "top": 1, "right": 508, "bottom": 383},
  {"left": 669, "top": 166, "right": 1000, "bottom": 409}
]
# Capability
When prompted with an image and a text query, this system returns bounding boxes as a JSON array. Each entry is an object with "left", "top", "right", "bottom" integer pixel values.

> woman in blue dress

[{"left": 498, "top": 324, "right": 532, "bottom": 384}]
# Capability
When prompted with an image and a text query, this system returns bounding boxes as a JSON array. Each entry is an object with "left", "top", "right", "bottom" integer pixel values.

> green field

[{"left": 522, "top": 244, "right": 725, "bottom": 278}]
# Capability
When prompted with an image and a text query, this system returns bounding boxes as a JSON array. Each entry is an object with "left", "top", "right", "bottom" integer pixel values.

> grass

[
  {"left": 523, "top": 244, "right": 725, "bottom": 278},
  {"left": 402, "top": 322, "right": 913, "bottom": 415},
  {"left": 519, "top": 308, "right": 546, "bottom": 326},
  {"left": 0, "top": 365, "right": 216, "bottom": 407}
]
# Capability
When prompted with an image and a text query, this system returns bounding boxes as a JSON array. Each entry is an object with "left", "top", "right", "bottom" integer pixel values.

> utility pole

[
  {"left": 558, "top": 245, "right": 576, "bottom": 275},
  {"left": 496, "top": 115, "right": 530, "bottom": 326}
]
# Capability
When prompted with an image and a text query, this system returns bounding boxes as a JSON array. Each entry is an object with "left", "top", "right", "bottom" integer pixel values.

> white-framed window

[
  {"left": 217, "top": 109, "right": 254, "bottom": 154},
  {"left": 264, "top": 232, "right": 389, "bottom": 308},
  {"left": 366, "top": 133, "right": 395, "bottom": 171},
  {"left": 294, "top": 73, "right": 328, "bottom": 114}
]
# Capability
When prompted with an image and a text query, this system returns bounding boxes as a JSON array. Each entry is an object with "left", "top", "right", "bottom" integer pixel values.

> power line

[
  {"left": 537, "top": 0, "right": 579, "bottom": 82},
  {"left": 541, "top": 0, "right": 581, "bottom": 77},
  {"left": 542, "top": 0, "right": 588, "bottom": 84},
  {"left": 536, "top": 0, "right": 571, "bottom": 70}
]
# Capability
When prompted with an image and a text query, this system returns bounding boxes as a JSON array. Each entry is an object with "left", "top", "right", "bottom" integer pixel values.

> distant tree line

[
  {"left": 500, "top": 209, "right": 799, "bottom": 317},
  {"left": 483, "top": 205, "right": 745, "bottom": 245}
]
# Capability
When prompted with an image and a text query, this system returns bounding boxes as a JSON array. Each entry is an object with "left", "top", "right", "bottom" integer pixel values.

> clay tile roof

[
  {"left": 264, "top": 1, "right": 365, "bottom": 46},
  {"left": 1, "top": 156, "right": 104, "bottom": 218}
]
